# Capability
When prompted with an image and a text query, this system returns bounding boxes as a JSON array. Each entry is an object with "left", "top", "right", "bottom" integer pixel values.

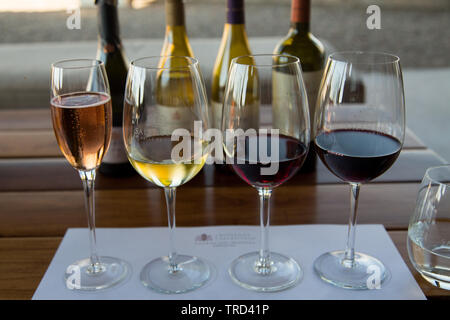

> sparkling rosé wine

[
  {"left": 230, "top": 134, "right": 308, "bottom": 188},
  {"left": 51, "top": 92, "right": 112, "bottom": 171},
  {"left": 315, "top": 129, "right": 402, "bottom": 183}
]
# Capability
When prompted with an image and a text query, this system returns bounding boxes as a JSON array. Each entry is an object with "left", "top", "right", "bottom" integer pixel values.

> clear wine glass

[
  {"left": 50, "top": 59, "right": 129, "bottom": 290},
  {"left": 222, "top": 54, "right": 310, "bottom": 292},
  {"left": 314, "top": 51, "right": 405, "bottom": 289},
  {"left": 408, "top": 165, "right": 450, "bottom": 290},
  {"left": 123, "top": 56, "right": 211, "bottom": 294}
]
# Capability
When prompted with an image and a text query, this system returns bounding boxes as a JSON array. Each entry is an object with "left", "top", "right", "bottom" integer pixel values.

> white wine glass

[
  {"left": 50, "top": 59, "right": 130, "bottom": 291},
  {"left": 123, "top": 56, "right": 210, "bottom": 294}
]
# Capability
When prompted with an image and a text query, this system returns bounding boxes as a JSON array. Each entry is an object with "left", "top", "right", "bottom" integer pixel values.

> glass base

[
  {"left": 314, "top": 251, "right": 390, "bottom": 290},
  {"left": 419, "top": 271, "right": 450, "bottom": 290},
  {"left": 229, "top": 251, "right": 302, "bottom": 292},
  {"left": 64, "top": 256, "right": 130, "bottom": 291},
  {"left": 140, "top": 254, "right": 210, "bottom": 294}
]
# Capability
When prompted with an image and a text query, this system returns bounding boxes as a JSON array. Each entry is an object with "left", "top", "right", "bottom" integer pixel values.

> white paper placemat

[{"left": 33, "top": 225, "right": 425, "bottom": 300}]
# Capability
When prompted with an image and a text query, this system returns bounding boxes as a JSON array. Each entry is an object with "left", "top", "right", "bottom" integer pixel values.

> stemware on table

[
  {"left": 222, "top": 54, "right": 310, "bottom": 292},
  {"left": 123, "top": 56, "right": 211, "bottom": 294},
  {"left": 313, "top": 51, "right": 405, "bottom": 289},
  {"left": 50, "top": 59, "right": 129, "bottom": 291}
]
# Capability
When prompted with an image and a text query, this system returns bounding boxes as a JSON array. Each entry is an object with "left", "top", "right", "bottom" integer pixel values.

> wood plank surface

[
  {"left": 0, "top": 109, "right": 445, "bottom": 300},
  {"left": 0, "top": 109, "right": 52, "bottom": 131},
  {"left": 0, "top": 109, "right": 427, "bottom": 150},
  {"left": 0, "top": 130, "right": 60, "bottom": 158},
  {"left": 0, "top": 128, "right": 428, "bottom": 159},
  {"left": 0, "top": 183, "right": 420, "bottom": 237},
  {"left": 0, "top": 237, "right": 61, "bottom": 300},
  {"left": 0, "top": 149, "right": 445, "bottom": 192},
  {"left": 0, "top": 232, "right": 448, "bottom": 300}
]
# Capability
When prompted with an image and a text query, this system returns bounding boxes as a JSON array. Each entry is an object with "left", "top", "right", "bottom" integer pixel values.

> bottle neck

[
  {"left": 290, "top": 0, "right": 310, "bottom": 33},
  {"left": 165, "top": 0, "right": 186, "bottom": 27},
  {"left": 227, "top": 0, "right": 245, "bottom": 24},
  {"left": 96, "top": 0, "right": 122, "bottom": 52}
]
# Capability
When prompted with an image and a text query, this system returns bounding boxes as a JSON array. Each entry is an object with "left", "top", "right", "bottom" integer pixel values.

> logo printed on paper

[
  {"left": 195, "top": 233, "right": 213, "bottom": 242},
  {"left": 366, "top": 5, "right": 381, "bottom": 30},
  {"left": 194, "top": 232, "right": 256, "bottom": 247}
]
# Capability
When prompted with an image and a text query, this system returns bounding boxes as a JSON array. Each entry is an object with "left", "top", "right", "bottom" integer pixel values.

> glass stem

[
  {"left": 343, "top": 182, "right": 361, "bottom": 268},
  {"left": 79, "top": 169, "right": 103, "bottom": 274},
  {"left": 164, "top": 187, "right": 179, "bottom": 273},
  {"left": 256, "top": 187, "right": 273, "bottom": 275}
]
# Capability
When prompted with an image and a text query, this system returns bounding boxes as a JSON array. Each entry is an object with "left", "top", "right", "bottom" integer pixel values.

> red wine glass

[
  {"left": 222, "top": 54, "right": 310, "bottom": 291},
  {"left": 313, "top": 51, "right": 405, "bottom": 289}
]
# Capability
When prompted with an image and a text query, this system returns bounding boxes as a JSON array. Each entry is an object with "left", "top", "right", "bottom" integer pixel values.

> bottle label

[
  {"left": 291, "top": 0, "right": 310, "bottom": 23},
  {"left": 151, "top": 104, "right": 194, "bottom": 135},
  {"left": 272, "top": 69, "right": 323, "bottom": 140},
  {"left": 103, "top": 127, "right": 128, "bottom": 164}
]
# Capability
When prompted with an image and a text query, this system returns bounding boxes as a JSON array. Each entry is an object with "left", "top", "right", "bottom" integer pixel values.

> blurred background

[{"left": 0, "top": 0, "right": 449, "bottom": 159}]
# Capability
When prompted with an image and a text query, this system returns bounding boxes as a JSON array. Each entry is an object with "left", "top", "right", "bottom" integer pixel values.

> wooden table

[{"left": 0, "top": 109, "right": 449, "bottom": 300}]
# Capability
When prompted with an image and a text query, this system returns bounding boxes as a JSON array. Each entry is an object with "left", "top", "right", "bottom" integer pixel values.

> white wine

[
  {"left": 128, "top": 135, "right": 207, "bottom": 188},
  {"left": 273, "top": 0, "right": 325, "bottom": 172}
]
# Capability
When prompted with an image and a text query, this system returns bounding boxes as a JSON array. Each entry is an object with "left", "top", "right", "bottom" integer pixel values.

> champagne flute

[
  {"left": 123, "top": 56, "right": 210, "bottom": 294},
  {"left": 314, "top": 51, "right": 405, "bottom": 289},
  {"left": 50, "top": 59, "right": 129, "bottom": 290},
  {"left": 222, "top": 54, "right": 310, "bottom": 292}
]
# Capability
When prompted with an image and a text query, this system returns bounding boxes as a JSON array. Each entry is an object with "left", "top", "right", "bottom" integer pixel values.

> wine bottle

[
  {"left": 273, "top": 0, "right": 325, "bottom": 172},
  {"left": 96, "top": 0, "right": 134, "bottom": 176},
  {"left": 211, "top": 0, "right": 252, "bottom": 131},
  {"left": 160, "top": 0, "right": 194, "bottom": 58},
  {"left": 211, "top": 0, "right": 255, "bottom": 166},
  {"left": 154, "top": 0, "right": 196, "bottom": 134}
]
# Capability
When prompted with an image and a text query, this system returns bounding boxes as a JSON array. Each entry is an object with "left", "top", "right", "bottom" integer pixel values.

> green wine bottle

[
  {"left": 273, "top": 0, "right": 325, "bottom": 172},
  {"left": 96, "top": 0, "right": 134, "bottom": 176}
]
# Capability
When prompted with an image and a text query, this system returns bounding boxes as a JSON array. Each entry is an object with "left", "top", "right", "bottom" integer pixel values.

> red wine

[
  {"left": 230, "top": 134, "right": 307, "bottom": 188},
  {"left": 315, "top": 129, "right": 402, "bottom": 183}
]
